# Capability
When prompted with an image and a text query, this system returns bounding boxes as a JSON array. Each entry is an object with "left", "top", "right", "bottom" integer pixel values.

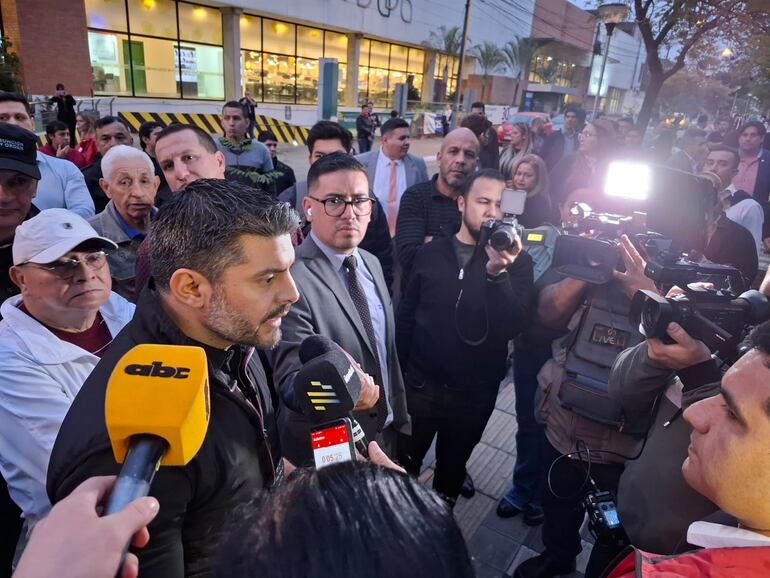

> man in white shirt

[
  {"left": 355, "top": 118, "right": 429, "bottom": 236},
  {"left": 0, "top": 209, "right": 134, "bottom": 545},
  {"left": 704, "top": 145, "right": 764, "bottom": 254}
]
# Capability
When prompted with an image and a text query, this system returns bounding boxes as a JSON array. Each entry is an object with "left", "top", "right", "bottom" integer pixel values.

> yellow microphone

[{"left": 103, "top": 344, "right": 210, "bottom": 515}]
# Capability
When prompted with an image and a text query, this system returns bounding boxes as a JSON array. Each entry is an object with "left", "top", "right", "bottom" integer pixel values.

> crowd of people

[{"left": 0, "top": 88, "right": 769, "bottom": 578}]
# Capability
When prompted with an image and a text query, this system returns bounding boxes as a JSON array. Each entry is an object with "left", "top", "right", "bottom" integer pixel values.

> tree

[
  {"left": 501, "top": 37, "right": 550, "bottom": 105},
  {"left": 470, "top": 42, "right": 505, "bottom": 102},
  {"left": 423, "top": 25, "right": 463, "bottom": 56},
  {"left": 0, "top": 37, "right": 21, "bottom": 93},
  {"left": 633, "top": 0, "right": 770, "bottom": 128},
  {"left": 657, "top": 69, "right": 730, "bottom": 117}
]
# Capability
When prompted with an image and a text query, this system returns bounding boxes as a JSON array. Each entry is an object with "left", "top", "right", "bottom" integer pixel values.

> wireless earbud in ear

[{"left": 307, "top": 208, "right": 313, "bottom": 217}]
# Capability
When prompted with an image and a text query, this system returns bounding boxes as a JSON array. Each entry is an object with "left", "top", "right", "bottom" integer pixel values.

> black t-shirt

[{"left": 704, "top": 213, "right": 759, "bottom": 291}]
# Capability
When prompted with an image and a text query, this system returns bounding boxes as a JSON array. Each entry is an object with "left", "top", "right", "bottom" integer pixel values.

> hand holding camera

[
  {"left": 647, "top": 322, "right": 711, "bottom": 370},
  {"left": 485, "top": 233, "right": 522, "bottom": 276},
  {"left": 613, "top": 235, "right": 657, "bottom": 299}
]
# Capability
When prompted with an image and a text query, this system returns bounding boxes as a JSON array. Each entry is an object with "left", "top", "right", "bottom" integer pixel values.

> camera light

[{"left": 604, "top": 162, "right": 651, "bottom": 201}]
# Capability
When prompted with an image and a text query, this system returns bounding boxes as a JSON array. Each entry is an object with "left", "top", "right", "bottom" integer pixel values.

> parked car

[{"left": 496, "top": 112, "right": 552, "bottom": 144}]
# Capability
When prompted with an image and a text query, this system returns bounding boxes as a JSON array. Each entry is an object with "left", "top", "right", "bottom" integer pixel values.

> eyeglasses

[
  {"left": 307, "top": 195, "right": 375, "bottom": 217},
  {"left": 22, "top": 250, "right": 110, "bottom": 280}
]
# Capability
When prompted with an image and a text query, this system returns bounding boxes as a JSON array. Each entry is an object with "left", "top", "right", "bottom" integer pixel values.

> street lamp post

[{"left": 591, "top": 1, "right": 629, "bottom": 119}]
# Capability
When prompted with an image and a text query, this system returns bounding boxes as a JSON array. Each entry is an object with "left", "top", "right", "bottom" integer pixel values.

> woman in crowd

[
  {"left": 550, "top": 118, "right": 617, "bottom": 216},
  {"left": 508, "top": 153, "right": 558, "bottom": 228},
  {"left": 75, "top": 110, "right": 99, "bottom": 166},
  {"left": 499, "top": 121, "right": 533, "bottom": 176}
]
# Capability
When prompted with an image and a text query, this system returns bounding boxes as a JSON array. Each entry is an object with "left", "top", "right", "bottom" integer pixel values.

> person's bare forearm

[{"left": 537, "top": 277, "right": 588, "bottom": 329}]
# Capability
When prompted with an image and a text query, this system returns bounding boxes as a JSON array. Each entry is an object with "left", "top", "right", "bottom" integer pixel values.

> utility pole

[{"left": 451, "top": 0, "right": 471, "bottom": 129}]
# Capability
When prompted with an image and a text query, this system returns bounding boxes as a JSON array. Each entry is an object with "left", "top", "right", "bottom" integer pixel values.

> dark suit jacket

[
  {"left": 271, "top": 236, "right": 410, "bottom": 465},
  {"left": 748, "top": 150, "right": 770, "bottom": 237}
]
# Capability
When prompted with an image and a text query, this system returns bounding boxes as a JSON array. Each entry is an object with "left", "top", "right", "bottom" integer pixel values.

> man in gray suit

[
  {"left": 666, "top": 128, "right": 708, "bottom": 173},
  {"left": 272, "top": 153, "right": 410, "bottom": 465},
  {"left": 355, "top": 117, "right": 429, "bottom": 236}
]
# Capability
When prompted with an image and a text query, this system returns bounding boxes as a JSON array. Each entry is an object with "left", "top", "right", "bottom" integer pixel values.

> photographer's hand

[
  {"left": 613, "top": 234, "right": 657, "bottom": 299},
  {"left": 485, "top": 234, "right": 522, "bottom": 276},
  {"left": 647, "top": 322, "right": 711, "bottom": 370}
]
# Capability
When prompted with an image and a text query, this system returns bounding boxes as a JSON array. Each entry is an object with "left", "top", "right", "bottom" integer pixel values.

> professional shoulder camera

[{"left": 478, "top": 188, "right": 525, "bottom": 251}]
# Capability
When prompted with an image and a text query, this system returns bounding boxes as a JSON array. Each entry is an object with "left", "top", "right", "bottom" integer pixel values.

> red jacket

[
  {"left": 605, "top": 546, "right": 770, "bottom": 577},
  {"left": 76, "top": 137, "right": 98, "bottom": 166},
  {"left": 38, "top": 143, "right": 87, "bottom": 169}
]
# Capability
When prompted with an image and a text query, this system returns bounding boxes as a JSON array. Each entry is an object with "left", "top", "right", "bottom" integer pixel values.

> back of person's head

[
  {"left": 306, "top": 121, "right": 353, "bottom": 155},
  {"left": 94, "top": 115, "right": 130, "bottom": 133},
  {"left": 681, "top": 128, "right": 707, "bottom": 145},
  {"left": 149, "top": 179, "right": 297, "bottom": 291},
  {"left": 257, "top": 130, "right": 278, "bottom": 143},
  {"left": 390, "top": 110, "right": 399, "bottom": 118},
  {"left": 45, "top": 120, "right": 68, "bottom": 137},
  {"left": 307, "top": 151, "right": 366, "bottom": 192},
  {"left": 459, "top": 167, "right": 506, "bottom": 199},
  {"left": 470, "top": 101, "right": 485, "bottom": 112},
  {"left": 460, "top": 114, "right": 490, "bottom": 138},
  {"left": 138, "top": 121, "right": 164, "bottom": 150},
  {"left": 214, "top": 461, "right": 474, "bottom": 578},
  {"left": 155, "top": 123, "right": 217, "bottom": 154},
  {"left": 380, "top": 117, "right": 409, "bottom": 137},
  {"left": 0, "top": 91, "right": 30, "bottom": 113}
]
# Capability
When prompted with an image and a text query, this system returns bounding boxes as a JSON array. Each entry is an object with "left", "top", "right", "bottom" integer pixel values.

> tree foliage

[
  {"left": 0, "top": 37, "right": 21, "bottom": 93},
  {"left": 633, "top": 0, "right": 770, "bottom": 126},
  {"left": 422, "top": 25, "right": 464, "bottom": 56},
  {"left": 471, "top": 41, "right": 505, "bottom": 102}
]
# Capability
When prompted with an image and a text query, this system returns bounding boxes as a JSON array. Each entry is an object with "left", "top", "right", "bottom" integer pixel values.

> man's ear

[
  {"left": 99, "top": 178, "right": 112, "bottom": 199},
  {"left": 457, "top": 194, "right": 466, "bottom": 215},
  {"left": 9, "top": 266, "right": 26, "bottom": 292},
  {"left": 302, "top": 196, "right": 313, "bottom": 222},
  {"left": 167, "top": 268, "right": 213, "bottom": 310}
]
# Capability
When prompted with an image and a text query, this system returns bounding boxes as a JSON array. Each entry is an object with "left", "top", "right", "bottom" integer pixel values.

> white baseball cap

[{"left": 13, "top": 209, "right": 118, "bottom": 265}]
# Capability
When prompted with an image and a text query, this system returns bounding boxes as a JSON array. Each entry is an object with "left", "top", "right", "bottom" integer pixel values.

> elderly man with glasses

[{"left": 0, "top": 208, "right": 134, "bottom": 554}]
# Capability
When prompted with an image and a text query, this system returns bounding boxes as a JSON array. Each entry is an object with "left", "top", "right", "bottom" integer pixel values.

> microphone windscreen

[
  {"left": 293, "top": 350, "right": 361, "bottom": 421},
  {"left": 105, "top": 344, "right": 210, "bottom": 467},
  {"left": 298, "top": 334, "right": 338, "bottom": 364}
]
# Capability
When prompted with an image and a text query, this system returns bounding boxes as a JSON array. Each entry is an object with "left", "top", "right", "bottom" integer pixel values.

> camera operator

[
  {"left": 608, "top": 312, "right": 722, "bottom": 556},
  {"left": 513, "top": 234, "right": 657, "bottom": 578},
  {"left": 396, "top": 169, "right": 533, "bottom": 507}
]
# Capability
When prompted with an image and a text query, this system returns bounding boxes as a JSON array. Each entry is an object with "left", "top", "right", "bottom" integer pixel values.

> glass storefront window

[
  {"left": 85, "top": 0, "right": 128, "bottom": 31},
  {"left": 263, "top": 19, "right": 295, "bottom": 55},
  {"left": 408, "top": 48, "right": 424, "bottom": 74},
  {"left": 296, "top": 57, "right": 318, "bottom": 104},
  {"left": 242, "top": 50, "right": 263, "bottom": 100},
  {"left": 298, "top": 26, "right": 323, "bottom": 59},
  {"left": 390, "top": 44, "right": 408, "bottom": 71},
  {"left": 178, "top": 3, "right": 222, "bottom": 45},
  {"left": 324, "top": 32, "right": 348, "bottom": 62},
  {"left": 179, "top": 43, "right": 224, "bottom": 99},
  {"left": 368, "top": 67, "right": 389, "bottom": 107},
  {"left": 127, "top": 0, "right": 177, "bottom": 39},
  {"left": 369, "top": 41, "right": 390, "bottom": 69},
  {"left": 240, "top": 14, "right": 262, "bottom": 51},
  {"left": 128, "top": 36, "right": 180, "bottom": 98},
  {"left": 337, "top": 63, "right": 347, "bottom": 105},
  {"left": 89, "top": 31, "right": 132, "bottom": 95},
  {"left": 359, "top": 40, "right": 371, "bottom": 67},
  {"left": 263, "top": 53, "right": 296, "bottom": 103}
]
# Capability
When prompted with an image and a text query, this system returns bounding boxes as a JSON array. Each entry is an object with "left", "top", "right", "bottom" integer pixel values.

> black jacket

[
  {"left": 396, "top": 237, "right": 533, "bottom": 395},
  {"left": 82, "top": 156, "right": 109, "bottom": 213},
  {"left": 47, "top": 288, "right": 281, "bottom": 578}
]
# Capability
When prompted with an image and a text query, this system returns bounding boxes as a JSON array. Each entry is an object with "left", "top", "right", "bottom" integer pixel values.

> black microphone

[{"left": 295, "top": 335, "right": 370, "bottom": 458}]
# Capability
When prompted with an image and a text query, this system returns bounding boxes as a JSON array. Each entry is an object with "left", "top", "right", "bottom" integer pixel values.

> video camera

[{"left": 477, "top": 187, "right": 526, "bottom": 251}]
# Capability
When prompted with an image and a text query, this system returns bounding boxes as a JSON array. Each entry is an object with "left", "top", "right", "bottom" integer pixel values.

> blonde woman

[
  {"left": 508, "top": 153, "right": 558, "bottom": 227},
  {"left": 75, "top": 110, "right": 99, "bottom": 165},
  {"left": 499, "top": 122, "right": 533, "bottom": 177}
]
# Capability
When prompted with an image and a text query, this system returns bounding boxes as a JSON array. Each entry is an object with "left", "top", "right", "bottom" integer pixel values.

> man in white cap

[{"left": 0, "top": 208, "right": 134, "bottom": 551}]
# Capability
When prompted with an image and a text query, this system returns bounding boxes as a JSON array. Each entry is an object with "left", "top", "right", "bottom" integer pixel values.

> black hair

[
  {"left": 470, "top": 101, "right": 485, "bottom": 111},
  {"left": 306, "top": 120, "right": 353, "bottom": 155},
  {"left": 749, "top": 321, "right": 770, "bottom": 355},
  {"left": 563, "top": 104, "right": 586, "bottom": 125},
  {"left": 0, "top": 91, "right": 30, "bottom": 113},
  {"left": 307, "top": 151, "right": 366, "bottom": 192},
  {"left": 681, "top": 128, "right": 708, "bottom": 144},
  {"left": 459, "top": 167, "right": 506, "bottom": 198},
  {"left": 45, "top": 120, "right": 68, "bottom": 136},
  {"left": 257, "top": 130, "right": 278, "bottom": 143},
  {"left": 55, "top": 83, "right": 65, "bottom": 91},
  {"left": 390, "top": 110, "right": 399, "bottom": 118},
  {"left": 149, "top": 179, "right": 298, "bottom": 291},
  {"left": 361, "top": 103, "right": 369, "bottom": 110},
  {"left": 94, "top": 115, "right": 131, "bottom": 133},
  {"left": 740, "top": 120, "right": 767, "bottom": 137},
  {"left": 213, "top": 461, "right": 474, "bottom": 578},
  {"left": 138, "top": 121, "right": 165, "bottom": 149},
  {"left": 381, "top": 117, "right": 409, "bottom": 136},
  {"left": 706, "top": 143, "right": 740, "bottom": 168},
  {"left": 223, "top": 100, "right": 249, "bottom": 117},
  {"left": 155, "top": 123, "right": 217, "bottom": 154},
  {"left": 460, "top": 114, "right": 489, "bottom": 138}
]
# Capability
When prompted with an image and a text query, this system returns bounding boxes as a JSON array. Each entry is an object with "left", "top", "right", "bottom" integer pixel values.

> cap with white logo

[
  {"left": 13, "top": 209, "right": 118, "bottom": 265},
  {"left": 0, "top": 123, "right": 40, "bottom": 180}
]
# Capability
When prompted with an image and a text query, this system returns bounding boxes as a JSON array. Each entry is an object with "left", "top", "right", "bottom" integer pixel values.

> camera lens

[{"left": 490, "top": 224, "right": 515, "bottom": 251}]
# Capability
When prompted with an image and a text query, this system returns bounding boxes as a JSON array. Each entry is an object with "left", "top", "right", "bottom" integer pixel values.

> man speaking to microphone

[{"left": 47, "top": 179, "right": 300, "bottom": 578}]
